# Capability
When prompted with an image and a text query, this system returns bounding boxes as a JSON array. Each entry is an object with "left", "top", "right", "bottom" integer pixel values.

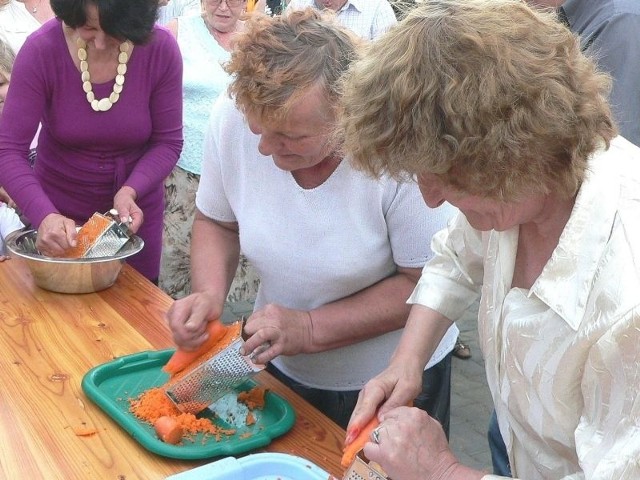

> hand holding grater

[{"left": 164, "top": 338, "right": 266, "bottom": 414}]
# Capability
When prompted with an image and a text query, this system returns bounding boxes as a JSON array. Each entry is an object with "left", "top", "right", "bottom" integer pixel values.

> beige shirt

[{"left": 409, "top": 136, "right": 640, "bottom": 479}]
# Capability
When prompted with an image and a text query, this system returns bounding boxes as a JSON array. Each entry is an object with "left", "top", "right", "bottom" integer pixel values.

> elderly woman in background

[
  {"left": 0, "top": 0, "right": 183, "bottom": 282},
  {"left": 0, "top": 0, "right": 56, "bottom": 54},
  {"left": 159, "top": 0, "right": 259, "bottom": 300},
  {"left": 340, "top": 0, "right": 640, "bottom": 479},
  {"left": 166, "top": 8, "right": 458, "bottom": 431}
]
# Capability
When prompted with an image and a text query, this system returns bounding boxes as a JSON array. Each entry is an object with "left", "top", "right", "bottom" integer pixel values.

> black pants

[{"left": 266, "top": 352, "right": 452, "bottom": 437}]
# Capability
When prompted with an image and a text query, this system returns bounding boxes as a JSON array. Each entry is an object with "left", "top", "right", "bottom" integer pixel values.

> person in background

[
  {"left": 0, "top": 0, "right": 55, "bottom": 54},
  {"left": 166, "top": 8, "right": 458, "bottom": 431},
  {"left": 527, "top": 0, "right": 640, "bottom": 146},
  {"left": 159, "top": 0, "right": 258, "bottom": 300},
  {"left": 246, "top": 0, "right": 266, "bottom": 13},
  {"left": 285, "top": 0, "right": 396, "bottom": 40},
  {"left": 0, "top": 0, "right": 183, "bottom": 282},
  {"left": 0, "top": 36, "right": 17, "bottom": 210},
  {"left": 156, "top": 0, "right": 201, "bottom": 26},
  {"left": 0, "top": 34, "right": 12, "bottom": 118},
  {"left": 340, "top": 1, "right": 640, "bottom": 479}
]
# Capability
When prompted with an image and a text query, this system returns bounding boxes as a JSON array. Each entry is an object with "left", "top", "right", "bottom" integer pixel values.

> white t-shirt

[
  {"left": 0, "top": 202, "right": 24, "bottom": 254},
  {"left": 196, "top": 95, "right": 458, "bottom": 390}
]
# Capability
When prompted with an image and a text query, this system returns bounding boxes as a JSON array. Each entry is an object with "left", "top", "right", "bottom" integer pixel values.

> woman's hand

[
  {"left": 165, "top": 292, "right": 222, "bottom": 350},
  {"left": 0, "top": 187, "right": 16, "bottom": 209},
  {"left": 240, "top": 304, "right": 314, "bottom": 364},
  {"left": 345, "top": 361, "right": 423, "bottom": 445},
  {"left": 36, "top": 213, "right": 78, "bottom": 256},
  {"left": 363, "top": 407, "right": 483, "bottom": 480},
  {"left": 113, "top": 186, "right": 143, "bottom": 234}
]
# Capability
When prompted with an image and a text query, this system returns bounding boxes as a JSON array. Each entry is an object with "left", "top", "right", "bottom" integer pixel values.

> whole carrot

[
  {"left": 163, "top": 319, "right": 227, "bottom": 376},
  {"left": 340, "top": 415, "right": 380, "bottom": 468}
]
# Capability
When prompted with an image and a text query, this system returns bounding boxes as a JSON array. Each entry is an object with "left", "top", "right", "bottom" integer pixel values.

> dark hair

[{"left": 51, "top": 0, "right": 158, "bottom": 44}]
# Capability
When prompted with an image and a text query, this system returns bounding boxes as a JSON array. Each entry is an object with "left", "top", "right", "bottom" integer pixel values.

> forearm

[
  {"left": 190, "top": 210, "right": 240, "bottom": 309},
  {"left": 390, "top": 304, "right": 454, "bottom": 373},
  {"left": 305, "top": 266, "right": 420, "bottom": 353}
]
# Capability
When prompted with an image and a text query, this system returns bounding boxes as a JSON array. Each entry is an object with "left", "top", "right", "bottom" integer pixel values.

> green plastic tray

[{"left": 81, "top": 349, "right": 296, "bottom": 460}]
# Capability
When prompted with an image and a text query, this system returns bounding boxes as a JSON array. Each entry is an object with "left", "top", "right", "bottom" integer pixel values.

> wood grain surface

[{"left": 0, "top": 259, "right": 345, "bottom": 479}]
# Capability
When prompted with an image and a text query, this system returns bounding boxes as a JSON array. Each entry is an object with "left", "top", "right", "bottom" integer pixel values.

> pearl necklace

[{"left": 76, "top": 38, "right": 131, "bottom": 112}]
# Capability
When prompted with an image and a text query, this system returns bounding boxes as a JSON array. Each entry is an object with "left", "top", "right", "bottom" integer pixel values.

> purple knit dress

[{"left": 0, "top": 19, "right": 183, "bottom": 280}]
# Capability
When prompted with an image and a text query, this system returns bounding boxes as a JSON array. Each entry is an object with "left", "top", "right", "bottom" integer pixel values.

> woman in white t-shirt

[{"left": 166, "top": 8, "right": 458, "bottom": 431}]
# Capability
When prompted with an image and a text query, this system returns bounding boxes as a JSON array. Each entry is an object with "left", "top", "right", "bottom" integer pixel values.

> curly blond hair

[
  {"left": 339, "top": 0, "right": 616, "bottom": 201},
  {"left": 226, "top": 8, "right": 361, "bottom": 122}
]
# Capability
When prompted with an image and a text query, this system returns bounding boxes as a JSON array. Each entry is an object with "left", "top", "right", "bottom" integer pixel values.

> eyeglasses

[{"left": 205, "top": 0, "right": 245, "bottom": 8}]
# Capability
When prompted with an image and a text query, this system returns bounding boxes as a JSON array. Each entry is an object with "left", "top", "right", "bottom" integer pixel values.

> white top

[
  {"left": 0, "top": 202, "right": 24, "bottom": 254},
  {"left": 0, "top": 0, "right": 40, "bottom": 54},
  {"left": 157, "top": 0, "right": 201, "bottom": 26},
  {"left": 410, "top": 136, "right": 640, "bottom": 479},
  {"left": 175, "top": 14, "right": 231, "bottom": 174},
  {"left": 285, "top": 0, "right": 397, "bottom": 40},
  {"left": 197, "top": 95, "right": 459, "bottom": 390}
]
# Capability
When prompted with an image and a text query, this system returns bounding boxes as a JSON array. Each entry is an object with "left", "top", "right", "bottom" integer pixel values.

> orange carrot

[
  {"left": 340, "top": 415, "right": 380, "bottom": 468},
  {"left": 163, "top": 319, "right": 228, "bottom": 376},
  {"left": 153, "top": 415, "right": 184, "bottom": 444}
]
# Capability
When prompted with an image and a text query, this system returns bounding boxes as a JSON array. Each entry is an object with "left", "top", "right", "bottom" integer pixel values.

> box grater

[
  {"left": 343, "top": 452, "right": 389, "bottom": 480},
  {"left": 165, "top": 338, "right": 266, "bottom": 414}
]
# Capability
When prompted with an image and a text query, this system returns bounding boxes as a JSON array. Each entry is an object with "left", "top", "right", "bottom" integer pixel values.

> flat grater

[
  {"left": 62, "top": 209, "right": 132, "bottom": 259},
  {"left": 165, "top": 338, "right": 266, "bottom": 414},
  {"left": 343, "top": 452, "right": 389, "bottom": 480},
  {"left": 81, "top": 209, "right": 132, "bottom": 258}
]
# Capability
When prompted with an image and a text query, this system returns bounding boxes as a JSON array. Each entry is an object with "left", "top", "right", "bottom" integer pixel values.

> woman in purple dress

[{"left": 0, "top": 0, "right": 183, "bottom": 282}]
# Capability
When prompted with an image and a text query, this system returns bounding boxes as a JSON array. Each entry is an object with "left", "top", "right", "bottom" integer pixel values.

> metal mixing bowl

[{"left": 5, "top": 229, "right": 144, "bottom": 294}]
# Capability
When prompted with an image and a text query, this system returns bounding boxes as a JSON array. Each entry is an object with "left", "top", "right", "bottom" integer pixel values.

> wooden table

[{"left": 0, "top": 259, "right": 345, "bottom": 479}]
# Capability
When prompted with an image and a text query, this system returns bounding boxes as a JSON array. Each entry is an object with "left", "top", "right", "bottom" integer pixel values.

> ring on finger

[{"left": 371, "top": 426, "right": 382, "bottom": 444}]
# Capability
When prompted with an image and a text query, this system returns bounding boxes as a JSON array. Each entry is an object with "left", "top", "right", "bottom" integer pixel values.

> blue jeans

[
  {"left": 266, "top": 352, "right": 452, "bottom": 436},
  {"left": 488, "top": 410, "right": 512, "bottom": 476}
]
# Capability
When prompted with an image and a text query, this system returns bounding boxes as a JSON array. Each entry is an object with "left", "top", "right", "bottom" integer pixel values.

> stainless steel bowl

[{"left": 5, "top": 229, "right": 144, "bottom": 294}]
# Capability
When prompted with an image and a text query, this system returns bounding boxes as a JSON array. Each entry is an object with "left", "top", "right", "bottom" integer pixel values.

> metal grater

[
  {"left": 343, "top": 453, "right": 389, "bottom": 480},
  {"left": 165, "top": 338, "right": 265, "bottom": 414},
  {"left": 83, "top": 210, "right": 132, "bottom": 258}
]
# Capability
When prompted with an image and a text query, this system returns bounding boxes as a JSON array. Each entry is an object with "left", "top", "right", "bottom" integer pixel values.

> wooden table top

[{"left": 0, "top": 259, "right": 345, "bottom": 479}]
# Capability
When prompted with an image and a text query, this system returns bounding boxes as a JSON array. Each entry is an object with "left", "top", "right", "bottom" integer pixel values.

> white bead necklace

[{"left": 76, "top": 37, "right": 131, "bottom": 112}]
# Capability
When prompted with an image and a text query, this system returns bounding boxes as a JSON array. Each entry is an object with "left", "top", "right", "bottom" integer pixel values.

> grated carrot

[
  {"left": 129, "top": 387, "right": 236, "bottom": 443},
  {"left": 237, "top": 386, "right": 267, "bottom": 410}
]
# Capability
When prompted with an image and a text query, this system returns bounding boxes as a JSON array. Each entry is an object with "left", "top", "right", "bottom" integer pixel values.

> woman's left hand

[
  {"left": 240, "top": 304, "right": 314, "bottom": 364},
  {"left": 113, "top": 186, "right": 143, "bottom": 233},
  {"left": 363, "top": 406, "right": 482, "bottom": 480}
]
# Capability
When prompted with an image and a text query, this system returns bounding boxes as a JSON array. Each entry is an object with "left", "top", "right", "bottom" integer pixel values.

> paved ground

[
  {"left": 225, "top": 300, "right": 495, "bottom": 474},
  {"left": 449, "top": 313, "right": 494, "bottom": 473}
]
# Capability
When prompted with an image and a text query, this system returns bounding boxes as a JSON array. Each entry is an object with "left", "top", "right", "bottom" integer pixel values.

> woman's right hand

[
  {"left": 165, "top": 292, "right": 222, "bottom": 351},
  {"left": 36, "top": 213, "right": 78, "bottom": 256},
  {"left": 345, "top": 361, "right": 423, "bottom": 445}
]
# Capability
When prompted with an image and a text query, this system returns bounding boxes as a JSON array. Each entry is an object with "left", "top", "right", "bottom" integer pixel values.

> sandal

[{"left": 453, "top": 338, "right": 472, "bottom": 359}]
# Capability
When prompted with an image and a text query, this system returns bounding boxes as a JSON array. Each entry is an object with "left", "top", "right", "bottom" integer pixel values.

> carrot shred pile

[
  {"left": 61, "top": 212, "right": 112, "bottom": 258},
  {"left": 129, "top": 387, "right": 236, "bottom": 442}
]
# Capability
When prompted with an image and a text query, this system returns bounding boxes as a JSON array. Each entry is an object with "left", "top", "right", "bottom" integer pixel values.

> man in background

[{"left": 285, "top": 0, "right": 397, "bottom": 40}]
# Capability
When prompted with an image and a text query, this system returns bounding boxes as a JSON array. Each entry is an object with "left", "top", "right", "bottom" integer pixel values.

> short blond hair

[
  {"left": 339, "top": 0, "right": 616, "bottom": 201},
  {"left": 226, "top": 8, "right": 361, "bottom": 122}
]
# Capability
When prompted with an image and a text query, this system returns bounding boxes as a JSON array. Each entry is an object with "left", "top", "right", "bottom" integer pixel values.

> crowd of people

[{"left": 0, "top": 1, "right": 638, "bottom": 479}]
